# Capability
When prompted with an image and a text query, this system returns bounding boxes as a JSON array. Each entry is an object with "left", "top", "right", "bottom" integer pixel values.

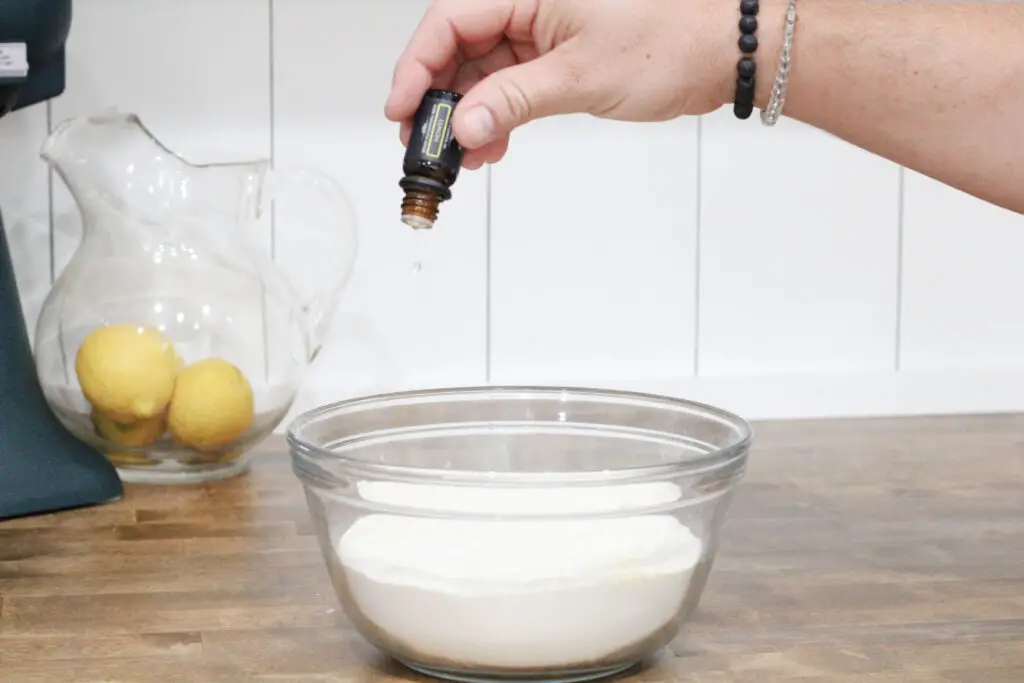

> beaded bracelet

[{"left": 732, "top": 0, "right": 760, "bottom": 120}]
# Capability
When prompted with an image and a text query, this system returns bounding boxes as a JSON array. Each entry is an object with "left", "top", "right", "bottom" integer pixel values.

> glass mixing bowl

[{"left": 288, "top": 386, "right": 752, "bottom": 683}]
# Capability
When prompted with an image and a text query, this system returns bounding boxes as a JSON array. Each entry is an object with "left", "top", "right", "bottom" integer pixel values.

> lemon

[
  {"left": 168, "top": 358, "right": 254, "bottom": 451},
  {"left": 76, "top": 324, "right": 181, "bottom": 422},
  {"left": 92, "top": 409, "right": 167, "bottom": 447}
]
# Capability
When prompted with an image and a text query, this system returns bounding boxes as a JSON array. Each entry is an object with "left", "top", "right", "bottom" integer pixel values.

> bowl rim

[{"left": 286, "top": 385, "right": 753, "bottom": 486}]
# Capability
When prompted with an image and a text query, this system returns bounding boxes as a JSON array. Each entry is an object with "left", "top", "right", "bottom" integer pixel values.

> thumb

[{"left": 454, "top": 51, "right": 588, "bottom": 149}]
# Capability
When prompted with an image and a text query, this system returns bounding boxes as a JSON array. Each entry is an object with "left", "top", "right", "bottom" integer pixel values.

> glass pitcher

[{"left": 35, "top": 111, "right": 358, "bottom": 484}]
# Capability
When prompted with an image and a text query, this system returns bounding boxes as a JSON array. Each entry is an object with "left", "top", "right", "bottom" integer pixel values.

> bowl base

[
  {"left": 396, "top": 658, "right": 639, "bottom": 683},
  {"left": 116, "top": 458, "right": 250, "bottom": 485}
]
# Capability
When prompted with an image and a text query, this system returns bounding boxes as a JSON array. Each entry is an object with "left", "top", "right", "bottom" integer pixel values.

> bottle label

[
  {"left": 408, "top": 97, "right": 463, "bottom": 169},
  {"left": 0, "top": 43, "right": 28, "bottom": 79}
]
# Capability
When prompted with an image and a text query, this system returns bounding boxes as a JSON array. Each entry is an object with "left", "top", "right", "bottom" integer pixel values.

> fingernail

[{"left": 461, "top": 107, "right": 495, "bottom": 148}]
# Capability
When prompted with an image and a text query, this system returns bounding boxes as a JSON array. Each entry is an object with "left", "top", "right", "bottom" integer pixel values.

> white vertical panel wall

[
  {"left": 2, "top": 0, "right": 1024, "bottom": 427},
  {"left": 272, "top": 0, "right": 488, "bottom": 418},
  {"left": 901, "top": 173, "right": 1024, "bottom": 370},
  {"left": 489, "top": 115, "right": 699, "bottom": 385},
  {"left": 699, "top": 111, "right": 901, "bottom": 376}
]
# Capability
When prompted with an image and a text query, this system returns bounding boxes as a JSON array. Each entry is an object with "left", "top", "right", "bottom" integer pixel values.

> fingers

[
  {"left": 400, "top": 122, "right": 511, "bottom": 169},
  {"left": 386, "top": 0, "right": 518, "bottom": 122},
  {"left": 389, "top": 0, "right": 549, "bottom": 168},
  {"left": 454, "top": 48, "right": 589, "bottom": 148},
  {"left": 397, "top": 87, "right": 512, "bottom": 168},
  {"left": 450, "top": 38, "right": 519, "bottom": 94},
  {"left": 448, "top": 44, "right": 520, "bottom": 166},
  {"left": 399, "top": 37, "right": 521, "bottom": 167}
]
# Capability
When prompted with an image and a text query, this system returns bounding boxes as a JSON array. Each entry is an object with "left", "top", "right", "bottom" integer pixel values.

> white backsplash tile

[
  {"left": 900, "top": 170, "right": 1024, "bottom": 370},
  {"left": 489, "top": 115, "right": 699, "bottom": 385},
  {"left": 698, "top": 110, "right": 902, "bottom": 376}
]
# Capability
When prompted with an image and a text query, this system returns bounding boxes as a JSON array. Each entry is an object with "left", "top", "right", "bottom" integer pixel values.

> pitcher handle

[{"left": 267, "top": 165, "right": 359, "bottom": 360}]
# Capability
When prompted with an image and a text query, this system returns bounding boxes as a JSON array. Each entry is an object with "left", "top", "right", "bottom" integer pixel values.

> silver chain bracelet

[{"left": 761, "top": 0, "right": 798, "bottom": 127}]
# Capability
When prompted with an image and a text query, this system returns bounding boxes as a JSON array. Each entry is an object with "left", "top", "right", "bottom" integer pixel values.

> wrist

[{"left": 707, "top": 0, "right": 790, "bottom": 113}]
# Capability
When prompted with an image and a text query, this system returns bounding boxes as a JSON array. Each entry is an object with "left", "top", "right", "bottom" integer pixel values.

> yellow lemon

[
  {"left": 168, "top": 358, "right": 254, "bottom": 451},
  {"left": 75, "top": 324, "right": 181, "bottom": 422},
  {"left": 92, "top": 409, "right": 167, "bottom": 447}
]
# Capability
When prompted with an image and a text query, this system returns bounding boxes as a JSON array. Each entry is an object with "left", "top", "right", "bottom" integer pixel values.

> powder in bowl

[{"left": 334, "top": 482, "right": 703, "bottom": 671}]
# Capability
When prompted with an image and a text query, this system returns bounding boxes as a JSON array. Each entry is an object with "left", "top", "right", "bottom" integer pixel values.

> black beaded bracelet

[{"left": 733, "top": 0, "right": 760, "bottom": 120}]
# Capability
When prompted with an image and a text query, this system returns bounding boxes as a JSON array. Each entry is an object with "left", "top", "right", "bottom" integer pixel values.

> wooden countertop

[{"left": 3, "top": 414, "right": 1024, "bottom": 682}]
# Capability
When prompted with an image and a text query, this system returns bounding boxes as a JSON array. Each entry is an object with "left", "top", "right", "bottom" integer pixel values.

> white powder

[
  {"left": 335, "top": 482, "right": 703, "bottom": 670},
  {"left": 356, "top": 480, "right": 685, "bottom": 516}
]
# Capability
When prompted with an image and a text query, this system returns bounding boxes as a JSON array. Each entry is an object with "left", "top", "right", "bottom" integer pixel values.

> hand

[{"left": 385, "top": 0, "right": 733, "bottom": 169}]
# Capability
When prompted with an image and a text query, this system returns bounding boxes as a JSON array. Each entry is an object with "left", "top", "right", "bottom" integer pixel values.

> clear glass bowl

[{"left": 288, "top": 386, "right": 752, "bottom": 683}]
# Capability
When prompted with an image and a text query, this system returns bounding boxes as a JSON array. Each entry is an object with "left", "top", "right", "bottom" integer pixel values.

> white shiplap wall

[{"left": 3, "top": 0, "right": 1024, "bottom": 426}]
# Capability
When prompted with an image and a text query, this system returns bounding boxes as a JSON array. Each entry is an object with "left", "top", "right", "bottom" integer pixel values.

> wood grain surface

[{"left": 2, "top": 414, "right": 1024, "bottom": 682}]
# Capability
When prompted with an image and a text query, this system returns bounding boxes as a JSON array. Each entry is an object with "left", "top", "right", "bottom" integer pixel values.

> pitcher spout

[
  {"left": 40, "top": 110, "right": 178, "bottom": 214},
  {"left": 41, "top": 109, "right": 135, "bottom": 170},
  {"left": 40, "top": 110, "right": 271, "bottom": 226},
  {"left": 39, "top": 113, "right": 77, "bottom": 170}
]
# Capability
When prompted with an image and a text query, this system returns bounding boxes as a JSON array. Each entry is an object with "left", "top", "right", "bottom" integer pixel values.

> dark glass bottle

[{"left": 399, "top": 89, "right": 465, "bottom": 230}]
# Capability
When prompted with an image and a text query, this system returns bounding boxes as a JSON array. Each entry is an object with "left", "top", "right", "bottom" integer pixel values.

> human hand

[{"left": 385, "top": 0, "right": 734, "bottom": 169}]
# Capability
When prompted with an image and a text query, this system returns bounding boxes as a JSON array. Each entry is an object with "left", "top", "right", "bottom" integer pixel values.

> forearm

[{"left": 744, "top": 0, "right": 1024, "bottom": 213}]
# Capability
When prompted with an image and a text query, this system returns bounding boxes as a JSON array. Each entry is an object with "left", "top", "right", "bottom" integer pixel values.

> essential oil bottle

[{"left": 399, "top": 89, "right": 464, "bottom": 230}]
